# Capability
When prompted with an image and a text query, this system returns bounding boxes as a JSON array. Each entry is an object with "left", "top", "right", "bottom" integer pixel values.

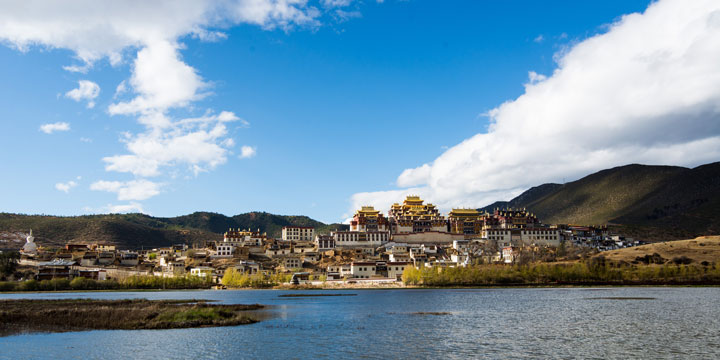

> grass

[
  {"left": 594, "top": 236, "right": 720, "bottom": 264},
  {"left": 0, "top": 299, "right": 263, "bottom": 336}
]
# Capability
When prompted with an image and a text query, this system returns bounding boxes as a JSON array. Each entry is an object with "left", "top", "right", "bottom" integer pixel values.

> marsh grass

[{"left": 0, "top": 299, "right": 262, "bottom": 336}]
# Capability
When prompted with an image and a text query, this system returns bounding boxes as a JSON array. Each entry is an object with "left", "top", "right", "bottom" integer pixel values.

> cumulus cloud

[
  {"left": 55, "top": 180, "right": 77, "bottom": 193},
  {"left": 352, "top": 0, "right": 720, "bottom": 215},
  {"left": 0, "top": 1, "right": 364, "bottom": 205},
  {"left": 102, "top": 111, "right": 241, "bottom": 176},
  {"left": 239, "top": 145, "right": 257, "bottom": 159},
  {"left": 39, "top": 122, "right": 70, "bottom": 134},
  {"left": 65, "top": 80, "right": 100, "bottom": 108},
  {"left": 90, "top": 179, "right": 162, "bottom": 201}
]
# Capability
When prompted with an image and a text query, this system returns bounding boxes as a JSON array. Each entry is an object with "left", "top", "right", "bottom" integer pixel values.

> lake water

[{"left": 1, "top": 287, "right": 719, "bottom": 359}]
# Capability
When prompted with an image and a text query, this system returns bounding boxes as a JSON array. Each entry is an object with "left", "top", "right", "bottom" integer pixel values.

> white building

[
  {"left": 387, "top": 262, "right": 410, "bottom": 280},
  {"left": 389, "top": 252, "right": 411, "bottom": 263},
  {"left": 315, "top": 235, "right": 335, "bottom": 252},
  {"left": 282, "top": 226, "right": 315, "bottom": 242},
  {"left": 333, "top": 231, "right": 388, "bottom": 248},
  {"left": 351, "top": 262, "right": 377, "bottom": 279},
  {"left": 212, "top": 243, "right": 234, "bottom": 258},
  {"left": 486, "top": 228, "right": 560, "bottom": 247},
  {"left": 190, "top": 266, "right": 213, "bottom": 279}
]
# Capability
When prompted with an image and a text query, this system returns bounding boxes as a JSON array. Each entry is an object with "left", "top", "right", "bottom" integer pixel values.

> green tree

[{"left": 0, "top": 251, "right": 19, "bottom": 278}]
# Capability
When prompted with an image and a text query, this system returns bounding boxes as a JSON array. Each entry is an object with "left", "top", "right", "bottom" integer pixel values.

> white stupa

[{"left": 22, "top": 229, "right": 37, "bottom": 255}]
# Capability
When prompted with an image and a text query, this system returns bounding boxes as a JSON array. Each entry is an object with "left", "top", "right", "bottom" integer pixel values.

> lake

[{"left": 1, "top": 287, "right": 719, "bottom": 359}]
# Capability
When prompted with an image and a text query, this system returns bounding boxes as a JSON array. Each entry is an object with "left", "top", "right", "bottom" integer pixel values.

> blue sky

[{"left": 4, "top": 0, "right": 720, "bottom": 223}]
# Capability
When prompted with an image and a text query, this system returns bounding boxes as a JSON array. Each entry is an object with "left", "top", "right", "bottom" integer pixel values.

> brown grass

[
  {"left": 594, "top": 236, "right": 720, "bottom": 264},
  {"left": 0, "top": 299, "right": 262, "bottom": 336}
]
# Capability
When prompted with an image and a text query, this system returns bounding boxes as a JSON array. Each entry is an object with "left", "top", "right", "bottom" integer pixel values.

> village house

[
  {"left": 77, "top": 269, "right": 107, "bottom": 281},
  {"left": 36, "top": 259, "right": 76, "bottom": 280},
  {"left": 266, "top": 245, "right": 292, "bottom": 257},
  {"left": 387, "top": 262, "right": 410, "bottom": 280},
  {"left": 119, "top": 252, "right": 139, "bottom": 266},
  {"left": 315, "top": 234, "right": 335, "bottom": 252},
  {"left": 234, "top": 261, "right": 260, "bottom": 275},
  {"left": 97, "top": 251, "right": 115, "bottom": 266},
  {"left": 80, "top": 252, "right": 98, "bottom": 267},
  {"left": 282, "top": 257, "right": 303, "bottom": 270},
  {"left": 351, "top": 262, "right": 377, "bottom": 279},
  {"left": 190, "top": 266, "right": 213, "bottom": 279}
]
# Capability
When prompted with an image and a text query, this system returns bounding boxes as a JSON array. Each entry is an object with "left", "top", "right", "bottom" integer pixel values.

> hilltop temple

[
  {"left": 388, "top": 196, "right": 447, "bottom": 234},
  {"left": 349, "top": 206, "right": 389, "bottom": 232}
]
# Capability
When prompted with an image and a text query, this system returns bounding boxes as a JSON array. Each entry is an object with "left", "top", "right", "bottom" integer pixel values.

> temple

[
  {"left": 448, "top": 208, "right": 485, "bottom": 235},
  {"left": 223, "top": 228, "right": 268, "bottom": 247},
  {"left": 350, "top": 206, "right": 389, "bottom": 232},
  {"left": 388, "top": 196, "right": 447, "bottom": 234},
  {"left": 483, "top": 208, "right": 540, "bottom": 230}
]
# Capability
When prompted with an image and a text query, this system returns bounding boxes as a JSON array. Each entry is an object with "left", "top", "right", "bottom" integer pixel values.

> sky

[{"left": 1, "top": 0, "right": 719, "bottom": 223}]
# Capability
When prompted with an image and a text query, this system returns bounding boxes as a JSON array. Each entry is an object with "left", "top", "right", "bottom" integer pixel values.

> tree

[{"left": 0, "top": 251, "right": 19, "bottom": 278}]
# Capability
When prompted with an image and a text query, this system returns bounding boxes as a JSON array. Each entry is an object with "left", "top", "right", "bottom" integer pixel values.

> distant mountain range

[
  {"left": 2, "top": 161, "right": 718, "bottom": 249},
  {"left": 480, "top": 162, "right": 720, "bottom": 241},
  {"left": 0, "top": 212, "right": 348, "bottom": 250}
]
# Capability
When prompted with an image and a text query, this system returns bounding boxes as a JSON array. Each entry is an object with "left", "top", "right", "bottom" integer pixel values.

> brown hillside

[{"left": 595, "top": 236, "right": 720, "bottom": 264}]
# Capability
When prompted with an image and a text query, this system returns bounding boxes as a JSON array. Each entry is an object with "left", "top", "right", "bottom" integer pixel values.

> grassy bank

[
  {"left": 0, "top": 275, "right": 211, "bottom": 292},
  {"left": 402, "top": 259, "right": 720, "bottom": 286},
  {"left": 0, "top": 299, "right": 262, "bottom": 336}
]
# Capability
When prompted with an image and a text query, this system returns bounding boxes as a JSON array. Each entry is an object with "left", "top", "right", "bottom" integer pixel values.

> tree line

[{"left": 402, "top": 257, "right": 720, "bottom": 286}]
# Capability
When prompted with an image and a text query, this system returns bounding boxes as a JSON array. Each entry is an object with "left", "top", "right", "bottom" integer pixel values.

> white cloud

[
  {"left": 323, "top": 0, "right": 354, "bottom": 7},
  {"left": 63, "top": 63, "right": 91, "bottom": 73},
  {"left": 0, "top": 1, "right": 367, "bottom": 204},
  {"left": 114, "top": 80, "right": 127, "bottom": 98},
  {"left": 84, "top": 202, "right": 145, "bottom": 214},
  {"left": 55, "top": 180, "right": 77, "bottom": 193},
  {"left": 526, "top": 71, "right": 547, "bottom": 84},
  {"left": 352, "top": 0, "right": 720, "bottom": 215},
  {"left": 39, "top": 122, "right": 70, "bottom": 134},
  {"left": 533, "top": 34, "right": 544, "bottom": 43},
  {"left": 65, "top": 80, "right": 100, "bottom": 108},
  {"left": 90, "top": 179, "right": 162, "bottom": 201},
  {"left": 106, "top": 202, "right": 145, "bottom": 214},
  {"left": 102, "top": 112, "right": 240, "bottom": 176},
  {"left": 107, "top": 39, "right": 206, "bottom": 115},
  {"left": 239, "top": 145, "right": 257, "bottom": 159}
]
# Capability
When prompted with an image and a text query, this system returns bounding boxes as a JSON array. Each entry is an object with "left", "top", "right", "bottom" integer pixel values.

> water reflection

[{"left": 0, "top": 288, "right": 718, "bottom": 359}]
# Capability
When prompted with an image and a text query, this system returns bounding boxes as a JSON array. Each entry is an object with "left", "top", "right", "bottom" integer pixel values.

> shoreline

[{"left": 2, "top": 284, "right": 720, "bottom": 294}]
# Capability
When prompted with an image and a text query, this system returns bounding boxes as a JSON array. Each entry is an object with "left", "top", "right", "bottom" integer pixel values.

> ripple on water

[{"left": 0, "top": 288, "right": 719, "bottom": 359}]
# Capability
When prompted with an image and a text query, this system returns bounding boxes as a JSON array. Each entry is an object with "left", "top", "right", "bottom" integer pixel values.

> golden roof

[{"left": 449, "top": 208, "right": 480, "bottom": 215}]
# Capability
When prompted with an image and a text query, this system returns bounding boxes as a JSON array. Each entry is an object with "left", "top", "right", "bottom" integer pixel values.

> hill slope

[
  {"left": 480, "top": 162, "right": 720, "bottom": 241},
  {"left": 0, "top": 212, "right": 348, "bottom": 250},
  {"left": 594, "top": 236, "right": 720, "bottom": 264}
]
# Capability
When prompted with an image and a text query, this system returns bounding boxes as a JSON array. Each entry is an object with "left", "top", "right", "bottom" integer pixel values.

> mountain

[
  {"left": 0, "top": 212, "right": 348, "bottom": 250},
  {"left": 479, "top": 162, "right": 720, "bottom": 241},
  {"left": 481, "top": 183, "right": 563, "bottom": 213}
]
